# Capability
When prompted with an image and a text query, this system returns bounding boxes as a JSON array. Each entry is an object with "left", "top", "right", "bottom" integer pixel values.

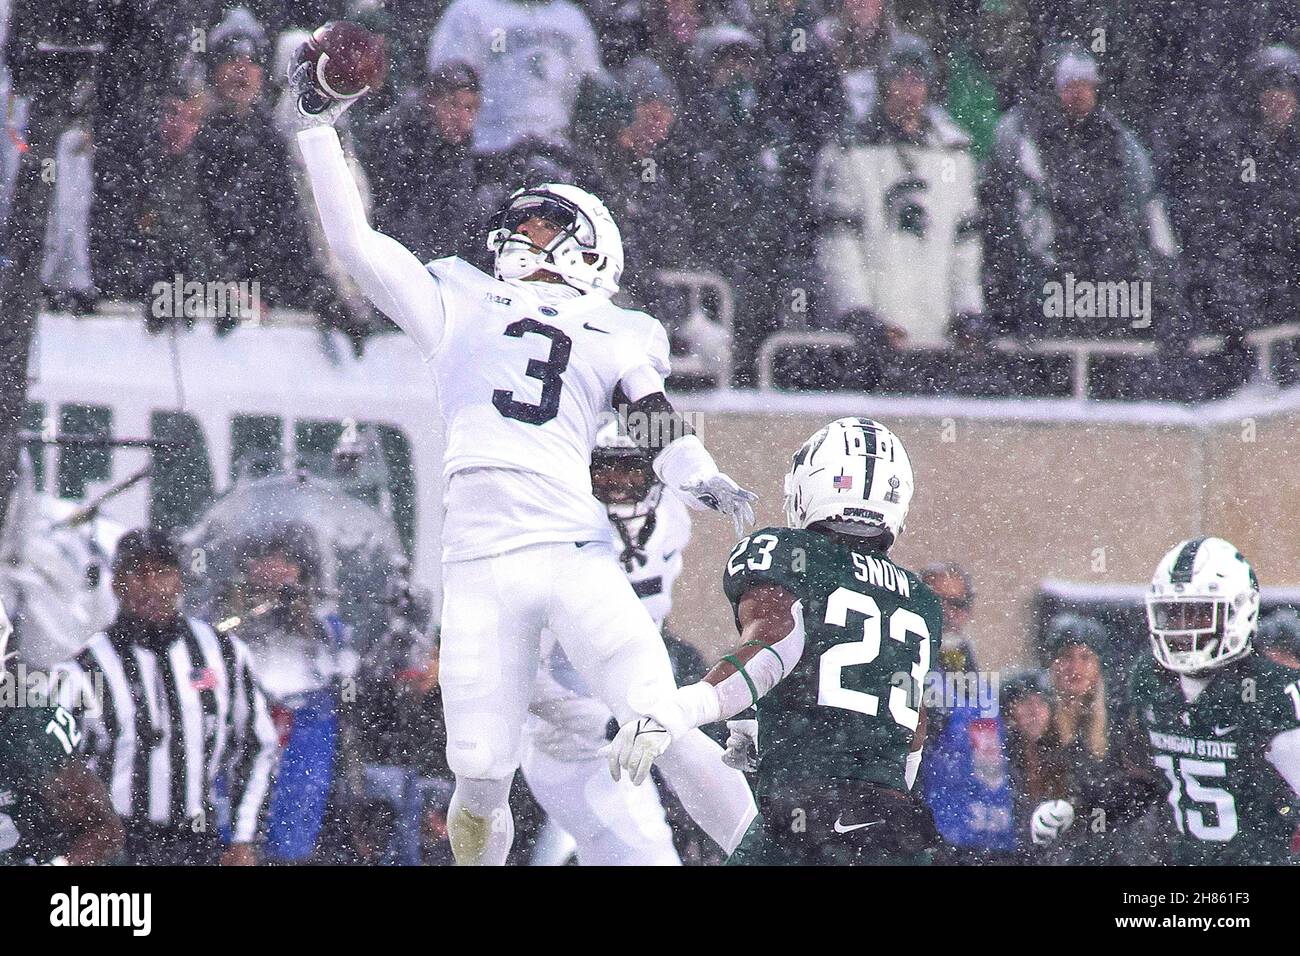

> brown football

[{"left": 304, "top": 21, "right": 388, "bottom": 98}]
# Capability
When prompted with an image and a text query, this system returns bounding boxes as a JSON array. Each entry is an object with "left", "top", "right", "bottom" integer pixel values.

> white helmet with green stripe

[
  {"left": 783, "top": 418, "right": 913, "bottom": 548},
  {"left": 1146, "top": 537, "right": 1259, "bottom": 675}
]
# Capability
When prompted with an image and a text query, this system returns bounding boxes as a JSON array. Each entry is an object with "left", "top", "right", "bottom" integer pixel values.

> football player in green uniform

[
  {"left": 0, "top": 601, "right": 123, "bottom": 865},
  {"left": 608, "top": 418, "right": 943, "bottom": 864},
  {"left": 1032, "top": 537, "right": 1300, "bottom": 865}
]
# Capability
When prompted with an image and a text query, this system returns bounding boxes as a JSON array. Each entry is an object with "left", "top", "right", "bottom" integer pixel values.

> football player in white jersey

[
  {"left": 522, "top": 420, "right": 694, "bottom": 865},
  {"left": 292, "top": 61, "right": 757, "bottom": 865}
]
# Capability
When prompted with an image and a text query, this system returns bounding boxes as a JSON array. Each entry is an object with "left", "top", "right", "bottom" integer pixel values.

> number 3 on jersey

[
  {"left": 819, "top": 587, "right": 930, "bottom": 731},
  {"left": 492, "top": 319, "right": 572, "bottom": 425}
]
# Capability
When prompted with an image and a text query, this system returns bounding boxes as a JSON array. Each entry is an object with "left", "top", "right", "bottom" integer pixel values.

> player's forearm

[
  {"left": 50, "top": 763, "right": 124, "bottom": 865},
  {"left": 296, "top": 126, "right": 446, "bottom": 353},
  {"left": 649, "top": 602, "right": 806, "bottom": 735},
  {"left": 65, "top": 817, "right": 125, "bottom": 865}
]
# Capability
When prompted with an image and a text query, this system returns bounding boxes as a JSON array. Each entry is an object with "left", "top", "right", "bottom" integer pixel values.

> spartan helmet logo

[{"left": 884, "top": 475, "right": 902, "bottom": 504}]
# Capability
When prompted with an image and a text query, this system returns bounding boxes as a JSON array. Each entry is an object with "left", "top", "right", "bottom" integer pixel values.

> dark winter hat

[
  {"left": 881, "top": 35, "right": 937, "bottom": 85},
  {"left": 112, "top": 529, "right": 183, "bottom": 577},
  {"left": 208, "top": 6, "right": 269, "bottom": 64},
  {"left": 1001, "top": 670, "right": 1049, "bottom": 710},
  {"left": 242, "top": 522, "right": 323, "bottom": 584},
  {"left": 1248, "top": 44, "right": 1300, "bottom": 93},
  {"left": 1043, "top": 612, "right": 1108, "bottom": 658},
  {"left": 426, "top": 61, "right": 480, "bottom": 96},
  {"left": 618, "top": 55, "right": 680, "bottom": 113}
]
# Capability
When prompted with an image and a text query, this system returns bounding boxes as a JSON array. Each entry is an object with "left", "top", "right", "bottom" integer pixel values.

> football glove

[
  {"left": 607, "top": 716, "right": 672, "bottom": 786},
  {"left": 289, "top": 60, "right": 361, "bottom": 128},
  {"left": 1030, "top": 799, "right": 1075, "bottom": 845},
  {"left": 721, "top": 718, "right": 758, "bottom": 772},
  {"left": 681, "top": 473, "right": 757, "bottom": 537}
]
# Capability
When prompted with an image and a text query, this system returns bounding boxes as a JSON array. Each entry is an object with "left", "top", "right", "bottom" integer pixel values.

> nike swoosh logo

[
  {"left": 1213, "top": 725, "right": 1238, "bottom": 736},
  {"left": 833, "top": 816, "right": 883, "bottom": 834},
  {"left": 583, "top": 322, "right": 609, "bottom": 334},
  {"left": 662, "top": 549, "right": 679, "bottom": 561}
]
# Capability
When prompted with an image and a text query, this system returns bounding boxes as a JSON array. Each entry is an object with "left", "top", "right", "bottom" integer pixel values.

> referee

[{"left": 54, "top": 530, "right": 279, "bottom": 864}]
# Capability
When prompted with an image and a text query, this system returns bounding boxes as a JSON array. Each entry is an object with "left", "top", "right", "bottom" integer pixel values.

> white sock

[
  {"left": 656, "top": 728, "right": 757, "bottom": 854},
  {"left": 447, "top": 775, "right": 515, "bottom": 866}
]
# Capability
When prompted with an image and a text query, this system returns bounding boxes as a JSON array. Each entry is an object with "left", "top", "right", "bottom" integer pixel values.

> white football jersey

[
  {"left": 614, "top": 492, "right": 692, "bottom": 630},
  {"left": 426, "top": 257, "right": 671, "bottom": 562}
]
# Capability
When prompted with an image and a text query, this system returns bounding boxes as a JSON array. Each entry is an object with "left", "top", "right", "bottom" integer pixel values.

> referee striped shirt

[{"left": 52, "top": 616, "right": 279, "bottom": 844}]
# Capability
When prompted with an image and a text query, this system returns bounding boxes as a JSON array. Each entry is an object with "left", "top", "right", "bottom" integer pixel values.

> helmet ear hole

[{"left": 582, "top": 252, "right": 600, "bottom": 265}]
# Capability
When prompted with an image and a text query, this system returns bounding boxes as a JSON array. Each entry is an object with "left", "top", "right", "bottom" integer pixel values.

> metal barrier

[
  {"left": 756, "top": 331, "right": 857, "bottom": 391},
  {"left": 653, "top": 269, "right": 734, "bottom": 387},
  {"left": 754, "top": 323, "right": 1300, "bottom": 399},
  {"left": 994, "top": 322, "right": 1300, "bottom": 399}
]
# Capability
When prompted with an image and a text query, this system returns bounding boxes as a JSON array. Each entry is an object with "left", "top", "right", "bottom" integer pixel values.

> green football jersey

[
  {"left": 1128, "top": 653, "right": 1300, "bottom": 865},
  {"left": 723, "top": 527, "right": 943, "bottom": 796},
  {"left": 0, "top": 703, "right": 81, "bottom": 864}
]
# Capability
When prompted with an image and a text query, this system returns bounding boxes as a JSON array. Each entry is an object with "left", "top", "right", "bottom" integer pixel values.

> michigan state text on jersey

[
  {"left": 1131, "top": 538, "right": 1300, "bottom": 865},
  {"left": 607, "top": 418, "right": 943, "bottom": 864},
  {"left": 1031, "top": 537, "right": 1300, "bottom": 864}
]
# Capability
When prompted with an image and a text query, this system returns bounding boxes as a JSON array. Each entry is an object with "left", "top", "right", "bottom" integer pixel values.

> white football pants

[
  {"left": 440, "top": 540, "right": 755, "bottom": 861},
  {"left": 522, "top": 741, "right": 681, "bottom": 866}
]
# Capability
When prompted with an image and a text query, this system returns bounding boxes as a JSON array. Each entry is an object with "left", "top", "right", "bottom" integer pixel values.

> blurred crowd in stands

[{"left": 3, "top": 0, "right": 1300, "bottom": 400}]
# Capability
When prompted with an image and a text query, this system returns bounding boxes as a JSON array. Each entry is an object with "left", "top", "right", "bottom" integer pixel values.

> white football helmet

[
  {"left": 1146, "top": 537, "right": 1259, "bottom": 675},
  {"left": 487, "top": 183, "right": 624, "bottom": 294},
  {"left": 783, "top": 418, "right": 913, "bottom": 548}
]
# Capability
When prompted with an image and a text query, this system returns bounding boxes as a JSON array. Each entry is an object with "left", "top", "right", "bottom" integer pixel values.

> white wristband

[
  {"left": 652, "top": 681, "right": 722, "bottom": 738},
  {"left": 653, "top": 434, "right": 718, "bottom": 490}
]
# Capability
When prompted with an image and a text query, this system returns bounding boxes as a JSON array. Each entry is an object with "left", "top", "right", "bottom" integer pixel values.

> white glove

[
  {"left": 722, "top": 719, "right": 758, "bottom": 772},
  {"left": 607, "top": 716, "right": 672, "bottom": 786},
  {"left": 289, "top": 61, "right": 362, "bottom": 129},
  {"left": 681, "top": 474, "right": 757, "bottom": 537},
  {"left": 606, "top": 683, "right": 720, "bottom": 785},
  {"left": 1030, "top": 799, "right": 1075, "bottom": 845}
]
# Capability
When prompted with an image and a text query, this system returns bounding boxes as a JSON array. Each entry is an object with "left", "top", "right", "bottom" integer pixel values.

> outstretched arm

[
  {"left": 44, "top": 758, "right": 124, "bottom": 865},
  {"left": 609, "top": 585, "right": 803, "bottom": 785},
  {"left": 294, "top": 92, "right": 447, "bottom": 358},
  {"left": 614, "top": 372, "right": 757, "bottom": 534}
]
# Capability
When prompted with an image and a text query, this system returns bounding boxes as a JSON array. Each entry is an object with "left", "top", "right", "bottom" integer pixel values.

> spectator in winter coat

[
  {"left": 426, "top": 0, "right": 606, "bottom": 154},
  {"left": 1022, "top": 613, "right": 1142, "bottom": 865},
  {"left": 1001, "top": 671, "right": 1052, "bottom": 860},
  {"left": 192, "top": 13, "right": 338, "bottom": 329},
  {"left": 812, "top": 38, "right": 984, "bottom": 348},
  {"left": 1167, "top": 45, "right": 1300, "bottom": 351},
  {"left": 679, "top": 23, "right": 784, "bottom": 384},
  {"left": 359, "top": 62, "right": 484, "bottom": 262},
  {"left": 577, "top": 57, "right": 695, "bottom": 323},
  {"left": 983, "top": 45, "right": 1180, "bottom": 344}
]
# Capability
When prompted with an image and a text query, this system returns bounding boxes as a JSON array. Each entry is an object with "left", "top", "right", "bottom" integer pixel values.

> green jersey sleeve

[
  {"left": 0, "top": 706, "right": 80, "bottom": 785},
  {"left": 722, "top": 528, "right": 810, "bottom": 625}
]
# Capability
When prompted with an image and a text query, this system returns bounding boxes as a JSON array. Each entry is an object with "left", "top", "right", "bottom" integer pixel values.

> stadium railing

[
  {"left": 653, "top": 268, "right": 734, "bottom": 388},
  {"left": 755, "top": 323, "right": 1300, "bottom": 398}
]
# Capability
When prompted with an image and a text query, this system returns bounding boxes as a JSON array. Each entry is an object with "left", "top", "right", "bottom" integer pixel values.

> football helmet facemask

[
  {"left": 591, "top": 419, "right": 662, "bottom": 568},
  {"left": 1146, "top": 536, "right": 1259, "bottom": 675},
  {"left": 784, "top": 417, "right": 913, "bottom": 549},
  {"left": 487, "top": 184, "right": 624, "bottom": 294}
]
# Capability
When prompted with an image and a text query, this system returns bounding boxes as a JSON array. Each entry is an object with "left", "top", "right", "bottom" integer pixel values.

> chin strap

[{"left": 611, "top": 509, "right": 657, "bottom": 571}]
